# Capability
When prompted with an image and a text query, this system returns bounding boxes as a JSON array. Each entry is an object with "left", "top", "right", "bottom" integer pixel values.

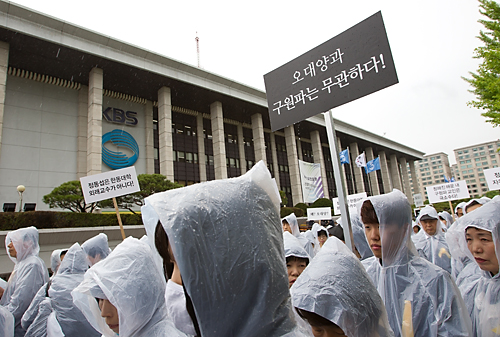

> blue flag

[
  {"left": 450, "top": 177, "right": 455, "bottom": 182},
  {"left": 365, "top": 157, "right": 381, "bottom": 174},
  {"left": 339, "top": 149, "right": 350, "bottom": 164},
  {"left": 443, "top": 175, "right": 449, "bottom": 183}
]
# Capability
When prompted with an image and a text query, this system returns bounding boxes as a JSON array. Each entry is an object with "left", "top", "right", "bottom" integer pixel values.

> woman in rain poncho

[
  {"left": 0, "top": 226, "right": 49, "bottom": 337},
  {"left": 142, "top": 161, "right": 303, "bottom": 337},
  {"left": 463, "top": 198, "right": 489, "bottom": 215},
  {"left": 50, "top": 249, "right": 63, "bottom": 275},
  {"left": 455, "top": 201, "right": 467, "bottom": 219},
  {"left": 460, "top": 199, "right": 500, "bottom": 336},
  {"left": 283, "top": 231, "right": 310, "bottom": 289},
  {"left": 72, "top": 237, "right": 186, "bottom": 337},
  {"left": 438, "top": 211, "right": 453, "bottom": 230},
  {"left": 360, "top": 189, "right": 472, "bottom": 336},
  {"left": 413, "top": 205, "right": 452, "bottom": 274},
  {"left": 291, "top": 236, "right": 394, "bottom": 337},
  {"left": 282, "top": 213, "right": 315, "bottom": 258},
  {"left": 81, "top": 233, "right": 111, "bottom": 267}
]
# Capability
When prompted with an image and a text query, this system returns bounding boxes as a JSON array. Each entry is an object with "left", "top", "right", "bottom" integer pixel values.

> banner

[
  {"left": 413, "top": 193, "right": 424, "bottom": 207},
  {"left": 426, "top": 180, "right": 470, "bottom": 204},
  {"left": 355, "top": 152, "right": 366, "bottom": 167},
  {"left": 339, "top": 149, "right": 350, "bottom": 164},
  {"left": 483, "top": 167, "right": 500, "bottom": 190},
  {"left": 299, "top": 160, "right": 325, "bottom": 203},
  {"left": 332, "top": 192, "right": 367, "bottom": 215},
  {"left": 365, "top": 157, "right": 381, "bottom": 173}
]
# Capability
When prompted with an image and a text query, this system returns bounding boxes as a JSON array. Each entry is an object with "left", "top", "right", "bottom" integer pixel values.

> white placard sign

[
  {"left": 413, "top": 193, "right": 424, "bottom": 207},
  {"left": 426, "top": 180, "right": 470, "bottom": 204},
  {"left": 80, "top": 166, "right": 140, "bottom": 204},
  {"left": 332, "top": 192, "right": 367, "bottom": 215},
  {"left": 483, "top": 167, "right": 500, "bottom": 190},
  {"left": 307, "top": 207, "right": 332, "bottom": 221}
]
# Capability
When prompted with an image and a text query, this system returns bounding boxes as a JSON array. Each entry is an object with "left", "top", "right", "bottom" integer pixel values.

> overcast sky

[{"left": 11, "top": 0, "right": 499, "bottom": 165}]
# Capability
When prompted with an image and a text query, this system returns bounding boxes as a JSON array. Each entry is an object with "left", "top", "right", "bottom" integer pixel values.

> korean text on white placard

[
  {"left": 80, "top": 166, "right": 140, "bottom": 204},
  {"left": 426, "top": 180, "right": 470, "bottom": 204}
]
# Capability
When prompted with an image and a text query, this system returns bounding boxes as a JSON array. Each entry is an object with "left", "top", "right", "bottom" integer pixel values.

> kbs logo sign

[{"left": 103, "top": 107, "right": 138, "bottom": 126}]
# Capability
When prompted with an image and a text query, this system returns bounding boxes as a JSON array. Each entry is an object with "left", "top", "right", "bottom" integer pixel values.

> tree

[
  {"left": 43, "top": 181, "right": 98, "bottom": 213},
  {"left": 464, "top": 0, "right": 500, "bottom": 126},
  {"left": 107, "top": 174, "right": 183, "bottom": 214},
  {"left": 279, "top": 190, "right": 288, "bottom": 206}
]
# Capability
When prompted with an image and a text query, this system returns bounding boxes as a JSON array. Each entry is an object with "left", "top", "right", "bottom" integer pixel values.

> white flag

[{"left": 355, "top": 152, "right": 366, "bottom": 167}]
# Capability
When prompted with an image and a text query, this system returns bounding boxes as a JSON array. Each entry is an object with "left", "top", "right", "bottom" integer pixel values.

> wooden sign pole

[{"left": 113, "top": 197, "right": 126, "bottom": 240}]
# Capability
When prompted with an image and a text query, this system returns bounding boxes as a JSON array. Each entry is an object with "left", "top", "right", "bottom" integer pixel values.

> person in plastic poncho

[
  {"left": 81, "top": 233, "right": 111, "bottom": 267},
  {"left": 0, "top": 305, "right": 14, "bottom": 337},
  {"left": 460, "top": 199, "right": 500, "bottom": 336},
  {"left": 72, "top": 237, "right": 187, "bottom": 337},
  {"left": 456, "top": 201, "right": 467, "bottom": 219},
  {"left": 463, "top": 198, "right": 489, "bottom": 216},
  {"left": 283, "top": 232, "right": 310, "bottom": 289},
  {"left": 283, "top": 213, "right": 315, "bottom": 258},
  {"left": 291, "top": 236, "right": 394, "bottom": 337},
  {"left": 360, "top": 190, "right": 472, "bottom": 337},
  {"left": 438, "top": 211, "right": 454, "bottom": 230},
  {"left": 336, "top": 215, "right": 374, "bottom": 261},
  {"left": 413, "top": 205, "right": 453, "bottom": 274},
  {"left": 0, "top": 226, "right": 49, "bottom": 337},
  {"left": 142, "top": 161, "right": 303, "bottom": 337}
]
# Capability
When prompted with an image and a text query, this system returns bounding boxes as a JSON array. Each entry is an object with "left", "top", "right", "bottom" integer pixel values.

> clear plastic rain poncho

[
  {"left": 360, "top": 190, "right": 472, "bottom": 336},
  {"left": 72, "top": 237, "right": 186, "bottom": 337},
  {"left": 142, "top": 161, "right": 302, "bottom": 337},
  {"left": 50, "top": 249, "right": 63, "bottom": 275},
  {"left": 457, "top": 199, "right": 500, "bottom": 336},
  {"left": 338, "top": 214, "right": 374, "bottom": 260},
  {"left": 311, "top": 223, "right": 329, "bottom": 255},
  {"left": 455, "top": 201, "right": 466, "bottom": 218},
  {"left": 438, "top": 211, "right": 454, "bottom": 229},
  {"left": 23, "top": 298, "right": 52, "bottom": 337},
  {"left": 49, "top": 242, "right": 100, "bottom": 336},
  {"left": 0, "top": 226, "right": 49, "bottom": 337},
  {"left": 463, "top": 198, "right": 490, "bottom": 215},
  {"left": 291, "top": 236, "right": 394, "bottom": 336},
  {"left": 284, "top": 231, "right": 310, "bottom": 261},
  {"left": 413, "top": 205, "right": 452, "bottom": 274},
  {"left": 0, "top": 305, "right": 14, "bottom": 337},
  {"left": 81, "top": 233, "right": 111, "bottom": 267},
  {"left": 21, "top": 281, "right": 48, "bottom": 331},
  {"left": 282, "top": 213, "right": 315, "bottom": 258}
]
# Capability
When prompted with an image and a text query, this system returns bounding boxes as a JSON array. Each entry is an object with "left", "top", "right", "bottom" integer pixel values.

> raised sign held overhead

[
  {"left": 426, "top": 180, "right": 470, "bottom": 204},
  {"left": 264, "top": 11, "right": 398, "bottom": 132}
]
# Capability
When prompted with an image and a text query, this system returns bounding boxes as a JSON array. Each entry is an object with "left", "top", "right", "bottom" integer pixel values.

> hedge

[
  {"left": 0, "top": 211, "right": 143, "bottom": 231},
  {"left": 280, "top": 207, "right": 304, "bottom": 218}
]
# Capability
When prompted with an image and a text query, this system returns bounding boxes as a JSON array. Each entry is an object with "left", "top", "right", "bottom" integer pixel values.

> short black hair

[
  {"left": 317, "top": 229, "right": 328, "bottom": 237},
  {"left": 465, "top": 200, "right": 480, "bottom": 213},
  {"left": 286, "top": 256, "right": 309, "bottom": 266},
  {"left": 330, "top": 226, "right": 345, "bottom": 241},
  {"left": 361, "top": 200, "right": 379, "bottom": 224},
  {"left": 296, "top": 308, "right": 339, "bottom": 328},
  {"left": 59, "top": 250, "right": 68, "bottom": 258}
]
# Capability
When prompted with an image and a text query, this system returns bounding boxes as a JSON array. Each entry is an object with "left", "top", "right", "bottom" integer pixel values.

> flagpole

[{"left": 324, "top": 110, "right": 355, "bottom": 253}]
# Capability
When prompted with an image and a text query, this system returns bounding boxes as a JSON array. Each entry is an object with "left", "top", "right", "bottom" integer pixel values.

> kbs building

[{"left": 0, "top": 2, "right": 423, "bottom": 210}]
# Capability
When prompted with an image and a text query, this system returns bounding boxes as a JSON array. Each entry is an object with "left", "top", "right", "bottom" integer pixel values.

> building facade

[
  {"left": 0, "top": 2, "right": 423, "bottom": 211},
  {"left": 453, "top": 140, "right": 500, "bottom": 196},
  {"left": 411, "top": 152, "right": 452, "bottom": 201}
]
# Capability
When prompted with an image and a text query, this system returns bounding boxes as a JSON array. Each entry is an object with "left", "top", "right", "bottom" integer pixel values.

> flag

[
  {"left": 339, "top": 149, "right": 350, "bottom": 164},
  {"left": 365, "top": 157, "right": 381, "bottom": 174},
  {"left": 450, "top": 177, "right": 455, "bottom": 182},
  {"left": 355, "top": 152, "right": 366, "bottom": 167},
  {"left": 443, "top": 175, "right": 449, "bottom": 183}
]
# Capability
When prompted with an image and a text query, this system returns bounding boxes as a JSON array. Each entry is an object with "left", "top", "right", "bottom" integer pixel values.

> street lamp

[{"left": 17, "top": 185, "right": 25, "bottom": 212}]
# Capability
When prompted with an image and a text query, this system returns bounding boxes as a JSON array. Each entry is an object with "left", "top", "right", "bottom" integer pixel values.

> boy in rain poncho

[
  {"left": 72, "top": 237, "right": 187, "bottom": 337},
  {"left": 413, "top": 205, "right": 452, "bottom": 274},
  {"left": 360, "top": 189, "right": 472, "bottom": 336},
  {"left": 0, "top": 226, "right": 49, "bottom": 337},
  {"left": 282, "top": 213, "right": 315, "bottom": 258},
  {"left": 142, "top": 161, "right": 303, "bottom": 337},
  {"left": 283, "top": 232, "right": 310, "bottom": 288},
  {"left": 291, "top": 236, "right": 394, "bottom": 337},
  {"left": 81, "top": 233, "right": 111, "bottom": 267},
  {"left": 461, "top": 199, "right": 500, "bottom": 336}
]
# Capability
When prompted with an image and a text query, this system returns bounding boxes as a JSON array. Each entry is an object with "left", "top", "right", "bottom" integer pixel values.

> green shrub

[
  {"left": 310, "top": 198, "right": 333, "bottom": 208},
  {"left": 294, "top": 203, "right": 308, "bottom": 213},
  {"left": 0, "top": 211, "right": 143, "bottom": 231},
  {"left": 280, "top": 207, "right": 304, "bottom": 218}
]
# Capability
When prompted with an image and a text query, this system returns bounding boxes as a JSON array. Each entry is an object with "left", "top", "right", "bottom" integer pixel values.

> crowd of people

[{"left": 0, "top": 160, "right": 498, "bottom": 336}]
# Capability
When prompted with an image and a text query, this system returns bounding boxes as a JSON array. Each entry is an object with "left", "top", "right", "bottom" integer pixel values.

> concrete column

[
  {"left": 389, "top": 154, "right": 403, "bottom": 191},
  {"left": 269, "top": 132, "right": 281, "bottom": 189},
  {"left": 251, "top": 113, "right": 266, "bottom": 164},
  {"left": 337, "top": 138, "right": 349, "bottom": 193},
  {"left": 158, "top": 87, "right": 174, "bottom": 181},
  {"left": 409, "top": 160, "right": 418, "bottom": 198},
  {"left": 399, "top": 157, "right": 412, "bottom": 201},
  {"left": 310, "top": 131, "right": 329, "bottom": 199},
  {"left": 87, "top": 67, "right": 103, "bottom": 176},
  {"left": 285, "top": 125, "right": 303, "bottom": 205},
  {"left": 77, "top": 85, "right": 88, "bottom": 179},
  {"left": 378, "top": 151, "right": 393, "bottom": 193},
  {"left": 0, "top": 42, "right": 8, "bottom": 161},
  {"left": 365, "top": 147, "right": 380, "bottom": 196},
  {"left": 144, "top": 100, "right": 155, "bottom": 174},
  {"left": 296, "top": 138, "right": 303, "bottom": 161},
  {"left": 197, "top": 114, "right": 207, "bottom": 182},
  {"left": 237, "top": 124, "right": 246, "bottom": 176},
  {"left": 211, "top": 101, "right": 227, "bottom": 180},
  {"left": 349, "top": 142, "right": 365, "bottom": 193}
]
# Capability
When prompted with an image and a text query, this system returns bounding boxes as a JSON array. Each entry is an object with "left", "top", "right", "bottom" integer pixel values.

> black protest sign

[{"left": 264, "top": 11, "right": 398, "bottom": 132}]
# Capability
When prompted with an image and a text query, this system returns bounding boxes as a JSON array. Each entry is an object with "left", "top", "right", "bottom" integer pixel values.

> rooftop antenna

[{"left": 195, "top": 32, "right": 200, "bottom": 68}]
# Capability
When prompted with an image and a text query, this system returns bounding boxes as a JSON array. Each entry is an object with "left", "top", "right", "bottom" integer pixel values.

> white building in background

[
  {"left": 410, "top": 152, "right": 452, "bottom": 201},
  {"left": 453, "top": 140, "right": 500, "bottom": 196}
]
